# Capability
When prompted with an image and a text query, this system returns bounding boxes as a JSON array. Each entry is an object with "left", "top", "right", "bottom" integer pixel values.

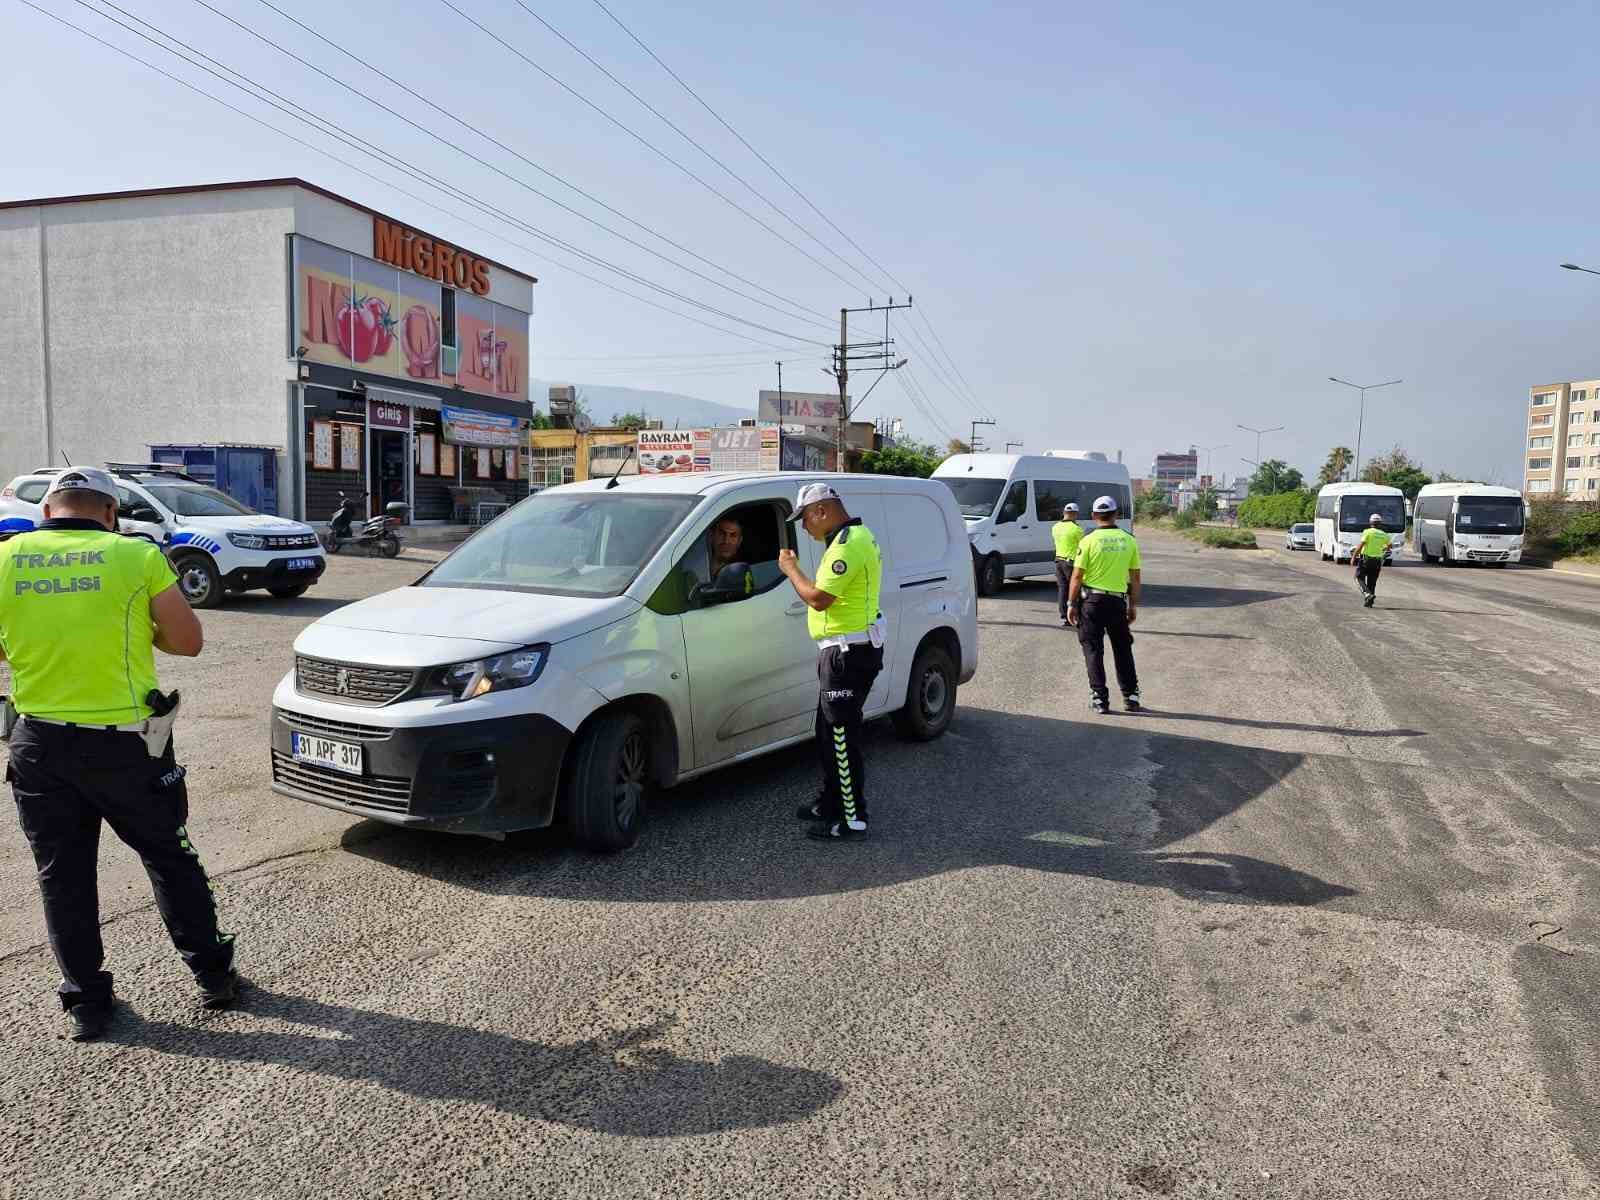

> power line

[
  {"left": 511, "top": 0, "right": 884, "bottom": 300},
  {"left": 439, "top": 0, "right": 867, "bottom": 295},
  {"left": 62, "top": 0, "right": 831, "bottom": 348},
  {"left": 182, "top": 0, "right": 832, "bottom": 333},
  {"left": 25, "top": 1, "right": 827, "bottom": 354}
]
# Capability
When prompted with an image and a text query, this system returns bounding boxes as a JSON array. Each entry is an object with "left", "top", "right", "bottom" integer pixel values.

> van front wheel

[
  {"left": 894, "top": 644, "right": 958, "bottom": 741},
  {"left": 976, "top": 553, "right": 1005, "bottom": 597},
  {"left": 565, "top": 710, "right": 648, "bottom": 852}
]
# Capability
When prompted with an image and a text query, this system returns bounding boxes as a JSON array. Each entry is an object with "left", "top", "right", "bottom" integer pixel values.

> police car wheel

[
  {"left": 894, "top": 644, "right": 957, "bottom": 741},
  {"left": 565, "top": 710, "right": 647, "bottom": 852},
  {"left": 174, "top": 554, "right": 223, "bottom": 609}
]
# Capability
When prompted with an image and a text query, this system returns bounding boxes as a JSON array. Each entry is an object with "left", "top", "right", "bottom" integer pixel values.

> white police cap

[
  {"left": 44, "top": 467, "right": 118, "bottom": 502},
  {"left": 1063, "top": 502, "right": 1080, "bottom": 513},
  {"left": 1091, "top": 495, "right": 1118, "bottom": 514},
  {"left": 788, "top": 482, "right": 842, "bottom": 521}
]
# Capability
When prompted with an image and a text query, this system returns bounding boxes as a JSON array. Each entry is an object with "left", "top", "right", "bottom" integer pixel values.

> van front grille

[
  {"left": 295, "top": 656, "right": 414, "bottom": 706},
  {"left": 271, "top": 751, "right": 411, "bottom": 814}
]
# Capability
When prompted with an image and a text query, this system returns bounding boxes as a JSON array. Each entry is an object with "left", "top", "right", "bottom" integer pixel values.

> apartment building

[{"left": 1525, "top": 379, "right": 1600, "bottom": 497}]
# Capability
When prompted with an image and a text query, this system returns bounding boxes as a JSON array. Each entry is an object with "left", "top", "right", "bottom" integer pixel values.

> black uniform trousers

[
  {"left": 814, "top": 642, "right": 883, "bottom": 828},
  {"left": 1077, "top": 591, "right": 1140, "bottom": 703},
  {"left": 1054, "top": 558, "right": 1075, "bottom": 619},
  {"left": 1355, "top": 555, "right": 1382, "bottom": 598},
  {"left": 7, "top": 720, "right": 234, "bottom": 1009}
]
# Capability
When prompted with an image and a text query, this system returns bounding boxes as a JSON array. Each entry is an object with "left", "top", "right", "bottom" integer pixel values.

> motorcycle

[{"left": 322, "top": 492, "right": 408, "bottom": 558}]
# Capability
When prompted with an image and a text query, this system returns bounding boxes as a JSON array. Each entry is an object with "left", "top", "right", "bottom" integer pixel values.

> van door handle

[{"left": 787, "top": 601, "right": 807, "bottom": 616}]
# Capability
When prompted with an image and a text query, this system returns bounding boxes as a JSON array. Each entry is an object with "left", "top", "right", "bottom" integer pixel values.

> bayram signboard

[{"left": 637, "top": 427, "right": 781, "bottom": 474}]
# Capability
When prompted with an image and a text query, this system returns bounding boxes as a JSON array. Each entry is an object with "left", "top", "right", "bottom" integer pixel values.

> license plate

[
  {"left": 287, "top": 557, "right": 319, "bottom": 571},
  {"left": 291, "top": 732, "right": 362, "bottom": 775}
]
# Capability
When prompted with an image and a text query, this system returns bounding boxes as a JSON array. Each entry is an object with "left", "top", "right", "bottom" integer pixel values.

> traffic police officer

[
  {"left": 0, "top": 468, "right": 238, "bottom": 1041},
  {"left": 1067, "top": 495, "right": 1143, "bottom": 715},
  {"left": 778, "top": 483, "right": 884, "bottom": 843},
  {"left": 1052, "top": 501, "right": 1085, "bottom": 626},
  {"left": 1353, "top": 513, "right": 1391, "bottom": 608}
]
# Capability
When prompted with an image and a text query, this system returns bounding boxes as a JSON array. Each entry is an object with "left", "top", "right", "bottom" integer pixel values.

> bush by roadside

[
  {"left": 1525, "top": 498, "right": 1600, "bottom": 562},
  {"left": 1199, "top": 528, "right": 1258, "bottom": 549},
  {"left": 1236, "top": 490, "right": 1315, "bottom": 529}
]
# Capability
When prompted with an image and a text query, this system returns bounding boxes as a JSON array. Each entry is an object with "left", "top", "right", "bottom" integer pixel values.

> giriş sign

[{"left": 373, "top": 218, "right": 491, "bottom": 296}]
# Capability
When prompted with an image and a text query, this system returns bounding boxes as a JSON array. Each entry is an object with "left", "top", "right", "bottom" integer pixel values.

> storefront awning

[{"left": 365, "top": 384, "right": 442, "bottom": 413}]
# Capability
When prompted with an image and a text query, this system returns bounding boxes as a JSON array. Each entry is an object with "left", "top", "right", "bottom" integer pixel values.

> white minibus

[
  {"left": 932, "top": 453, "right": 1133, "bottom": 596},
  {"left": 1412, "top": 483, "right": 1526, "bottom": 566},
  {"left": 1313, "top": 482, "right": 1405, "bottom": 563}
]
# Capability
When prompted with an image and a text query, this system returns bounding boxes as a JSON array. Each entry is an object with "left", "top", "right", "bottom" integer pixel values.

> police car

[{"left": 0, "top": 464, "right": 325, "bottom": 608}]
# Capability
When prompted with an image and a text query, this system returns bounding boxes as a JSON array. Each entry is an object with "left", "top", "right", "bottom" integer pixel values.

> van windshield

[
  {"left": 937, "top": 477, "right": 1006, "bottom": 518},
  {"left": 1338, "top": 495, "right": 1406, "bottom": 533},
  {"left": 422, "top": 492, "right": 701, "bottom": 597}
]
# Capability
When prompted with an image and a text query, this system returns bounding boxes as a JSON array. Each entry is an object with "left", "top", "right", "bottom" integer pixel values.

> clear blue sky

[{"left": 6, "top": 0, "right": 1599, "bottom": 483}]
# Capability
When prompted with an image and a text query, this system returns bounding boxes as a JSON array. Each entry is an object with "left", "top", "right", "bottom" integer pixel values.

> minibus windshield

[
  {"left": 422, "top": 492, "right": 701, "bottom": 597},
  {"left": 937, "top": 477, "right": 1006, "bottom": 518},
  {"left": 1455, "top": 497, "right": 1524, "bottom": 533}
]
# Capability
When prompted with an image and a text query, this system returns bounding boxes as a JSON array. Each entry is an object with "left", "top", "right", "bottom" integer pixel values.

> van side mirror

[
  {"left": 128, "top": 506, "right": 162, "bottom": 523},
  {"left": 692, "top": 562, "right": 755, "bottom": 607}
]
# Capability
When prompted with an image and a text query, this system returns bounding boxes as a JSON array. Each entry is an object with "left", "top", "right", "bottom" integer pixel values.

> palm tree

[{"left": 1318, "top": 446, "right": 1353, "bottom": 486}]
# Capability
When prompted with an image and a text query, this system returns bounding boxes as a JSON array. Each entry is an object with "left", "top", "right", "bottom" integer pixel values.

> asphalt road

[{"left": 1, "top": 533, "right": 1597, "bottom": 1199}]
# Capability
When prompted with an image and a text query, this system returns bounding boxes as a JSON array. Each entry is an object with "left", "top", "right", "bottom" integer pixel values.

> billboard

[
  {"left": 294, "top": 235, "right": 529, "bottom": 403},
  {"left": 637, "top": 431, "right": 698, "bottom": 474},
  {"left": 758, "top": 390, "right": 849, "bottom": 430},
  {"left": 442, "top": 404, "right": 522, "bottom": 448},
  {"left": 637, "top": 426, "right": 781, "bottom": 474}
]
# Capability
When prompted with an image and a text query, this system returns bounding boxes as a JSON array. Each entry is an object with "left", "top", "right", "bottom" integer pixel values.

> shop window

[{"left": 441, "top": 290, "right": 457, "bottom": 376}]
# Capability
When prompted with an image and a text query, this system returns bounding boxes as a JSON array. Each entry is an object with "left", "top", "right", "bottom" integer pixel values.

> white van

[
  {"left": 932, "top": 453, "right": 1133, "bottom": 595},
  {"left": 1313, "top": 481, "right": 1406, "bottom": 563},
  {"left": 1412, "top": 483, "right": 1526, "bottom": 566},
  {"left": 269, "top": 472, "right": 977, "bottom": 849}
]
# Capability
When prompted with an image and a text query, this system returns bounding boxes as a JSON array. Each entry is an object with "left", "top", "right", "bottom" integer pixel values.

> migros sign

[{"left": 374, "top": 217, "right": 491, "bottom": 296}]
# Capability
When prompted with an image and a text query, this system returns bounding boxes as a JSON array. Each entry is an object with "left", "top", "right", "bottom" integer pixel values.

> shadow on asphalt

[
  {"left": 218, "top": 595, "right": 354, "bottom": 620},
  {"left": 1133, "top": 709, "right": 1426, "bottom": 739},
  {"left": 342, "top": 710, "right": 1356, "bottom": 911},
  {"left": 976, "top": 619, "right": 1255, "bottom": 642},
  {"left": 109, "top": 999, "right": 841, "bottom": 1137},
  {"left": 988, "top": 580, "right": 1294, "bottom": 609}
]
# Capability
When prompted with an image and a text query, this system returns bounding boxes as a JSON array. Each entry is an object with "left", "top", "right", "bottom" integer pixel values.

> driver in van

[{"left": 706, "top": 516, "right": 745, "bottom": 581}]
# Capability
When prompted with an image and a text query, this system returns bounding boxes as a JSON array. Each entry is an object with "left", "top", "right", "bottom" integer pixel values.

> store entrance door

[{"left": 371, "top": 430, "right": 410, "bottom": 521}]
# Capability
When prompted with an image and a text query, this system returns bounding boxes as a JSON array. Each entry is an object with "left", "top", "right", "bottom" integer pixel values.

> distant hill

[{"left": 531, "top": 381, "right": 752, "bottom": 429}]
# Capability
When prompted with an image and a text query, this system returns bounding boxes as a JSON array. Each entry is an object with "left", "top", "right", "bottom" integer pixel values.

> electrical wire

[
  {"left": 59, "top": 0, "right": 831, "bottom": 347},
  {"left": 23, "top": 1, "right": 826, "bottom": 354},
  {"left": 439, "top": 0, "right": 868, "bottom": 296}
]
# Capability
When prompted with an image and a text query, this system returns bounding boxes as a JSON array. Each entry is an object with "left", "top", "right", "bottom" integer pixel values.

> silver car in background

[{"left": 1285, "top": 522, "right": 1315, "bottom": 551}]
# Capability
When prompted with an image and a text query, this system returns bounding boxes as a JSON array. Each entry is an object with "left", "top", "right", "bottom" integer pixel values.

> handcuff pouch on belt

[
  {"left": 0, "top": 696, "right": 17, "bottom": 743},
  {"left": 141, "top": 689, "right": 181, "bottom": 759}
]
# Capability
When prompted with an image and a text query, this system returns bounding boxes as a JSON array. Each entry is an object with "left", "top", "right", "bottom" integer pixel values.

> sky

[{"left": 5, "top": 0, "right": 1600, "bottom": 484}]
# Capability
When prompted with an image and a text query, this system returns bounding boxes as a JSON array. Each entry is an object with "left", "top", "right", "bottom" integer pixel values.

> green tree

[
  {"left": 610, "top": 411, "right": 649, "bottom": 431},
  {"left": 1383, "top": 465, "right": 1431, "bottom": 500},
  {"left": 1318, "top": 446, "right": 1353, "bottom": 486},
  {"left": 1192, "top": 486, "right": 1220, "bottom": 520},
  {"left": 946, "top": 437, "right": 972, "bottom": 457},
  {"left": 1134, "top": 491, "right": 1173, "bottom": 520},
  {"left": 860, "top": 446, "right": 939, "bottom": 477},
  {"left": 1360, "top": 446, "right": 1433, "bottom": 499},
  {"left": 529, "top": 409, "right": 553, "bottom": 430},
  {"left": 1248, "top": 459, "right": 1304, "bottom": 495}
]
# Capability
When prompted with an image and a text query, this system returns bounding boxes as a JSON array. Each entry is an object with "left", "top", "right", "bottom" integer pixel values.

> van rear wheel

[
  {"left": 565, "top": 710, "right": 648, "bottom": 852},
  {"left": 894, "top": 644, "right": 958, "bottom": 741}
]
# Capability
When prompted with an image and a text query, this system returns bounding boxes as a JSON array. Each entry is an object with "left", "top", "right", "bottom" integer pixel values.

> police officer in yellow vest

[
  {"left": 1353, "top": 513, "right": 1391, "bottom": 608},
  {"left": 778, "top": 483, "right": 884, "bottom": 843},
  {"left": 1052, "top": 501, "right": 1085, "bottom": 626},
  {"left": 1067, "top": 495, "right": 1143, "bottom": 715},
  {"left": 0, "top": 468, "right": 238, "bottom": 1041}
]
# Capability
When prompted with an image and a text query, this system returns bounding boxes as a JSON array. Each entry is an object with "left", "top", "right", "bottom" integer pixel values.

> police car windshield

[
  {"left": 937, "top": 477, "right": 1006, "bottom": 518},
  {"left": 421, "top": 492, "right": 701, "bottom": 597},
  {"left": 143, "top": 483, "right": 254, "bottom": 517}
]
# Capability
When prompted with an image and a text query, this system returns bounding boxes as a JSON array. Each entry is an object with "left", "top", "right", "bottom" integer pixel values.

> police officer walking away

[
  {"left": 1353, "top": 513, "right": 1391, "bottom": 608},
  {"left": 1052, "top": 501, "right": 1085, "bottom": 626},
  {"left": 0, "top": 468, "right": 239, "bottom": 1041},
  {"left": 1067, "top": 495, "right": 1143, "bottom": 715},
  {"left": 778, "top": 483, "right": 884, "bottom": 843}
]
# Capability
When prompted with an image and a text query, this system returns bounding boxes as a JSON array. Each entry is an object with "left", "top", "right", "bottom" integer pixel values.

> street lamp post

[
  {"left": 1236, "top": 424, "right": 1284, "bottom": 485},
  {"left": 1560, "top": 262, "right": 1600, "bottom": 277},
  {"left": 1196, "top": 442, "right": 1228, "bottom": 486},
  {"left": 1328, "top": 377, "right": 1402, "bottom": 480}
]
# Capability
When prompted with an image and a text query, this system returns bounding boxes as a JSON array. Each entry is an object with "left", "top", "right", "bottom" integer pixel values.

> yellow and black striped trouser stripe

[{"left": 833, "top": 726, "right": 857, "bottom": 822}]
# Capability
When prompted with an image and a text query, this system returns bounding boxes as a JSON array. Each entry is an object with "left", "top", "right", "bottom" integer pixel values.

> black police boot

[
  {"left": 197, "top": 969, "right": 243, "bottom": 1011},
  {"left": 66, "top": 999, "right": 115, "bottom": 1042},
  {"left": 807, "top": 819, "right": 868, "bottom": 843},
  {"left": 1089, "top": 694, "right": 1109, "bottom": 715},
  {"left": 796, "top": 795, "right": 826, "bottom": 821},
  {"left": 1124, "top": 692, "right": 1143, "bottom": 713}
]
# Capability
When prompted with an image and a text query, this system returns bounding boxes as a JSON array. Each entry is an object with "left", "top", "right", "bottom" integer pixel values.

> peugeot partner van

[
  {"left": 932, "top": 453, "right": 1134, "bottom": 595},
  {"left": 270, "top": 472, "right": 977, "bottom": 849}
]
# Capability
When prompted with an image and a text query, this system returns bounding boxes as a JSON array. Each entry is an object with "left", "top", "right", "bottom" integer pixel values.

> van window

[
  {"left": 664, "top": 502, "right": 788, "bottom": 611},
  {"left": 1034, "top": 480, "right": 1079, "bottom": 522},
  {"left": 882, "top": 493, "right": 950, "bottom": 573},
  {"left": 937, "top": 476, "right": 1006, "bottom": 519},
  {"left": 425, "top": 492, "right": 700, "bottom": 598},
  {"left": 996, "top": 480, "right": 1028, "bottom": 525}
]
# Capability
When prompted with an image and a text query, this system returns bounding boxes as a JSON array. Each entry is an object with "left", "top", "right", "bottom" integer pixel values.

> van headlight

[{"left": 434, "top": 645, "right": 549, "bottom": 701}]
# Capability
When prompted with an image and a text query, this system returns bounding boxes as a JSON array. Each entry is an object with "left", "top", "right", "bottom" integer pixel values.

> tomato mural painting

[{"left": 336, "top": 294, "right": 398, "bottom": 364}]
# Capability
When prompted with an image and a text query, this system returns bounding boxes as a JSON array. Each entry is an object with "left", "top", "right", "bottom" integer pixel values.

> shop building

[{"left": 0, "top": 178, "right": 536, "bottom": 521}]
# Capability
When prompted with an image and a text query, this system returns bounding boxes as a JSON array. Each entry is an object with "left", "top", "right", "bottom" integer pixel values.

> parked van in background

[
  {"left": 270, "top": 472, "right": 977, "bottom": 850},
  {"left": 1313, "top": 482, "right": 1406, "bottom": 563},
  {"left": 932, "top": 452, "right": 1134, "bottom": 596},
  {"left": 1413, "top": 483, "right": 1526, "bottom": 566}
]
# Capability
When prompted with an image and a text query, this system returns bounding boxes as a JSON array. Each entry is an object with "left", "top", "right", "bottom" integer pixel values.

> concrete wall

[
  {"left": 0, "top": 209, "right": 50, "bottom": 478},
  {"left": 0, "top": 185, "right": 299, "bottom": 484}
]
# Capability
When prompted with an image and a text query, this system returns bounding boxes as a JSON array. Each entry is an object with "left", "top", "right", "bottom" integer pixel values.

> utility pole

[
  {"left": 970, "top": 418, "right": 996, "bottom": 453},
  {"left": 1005, "top": 440, "right": 1023, "bottom": 453},
  {"left": 775, "top": 361, "right": 783, "bottom": 414},
  {"left": 832, "top": 299, "right": 912, "bottom": 471}
]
